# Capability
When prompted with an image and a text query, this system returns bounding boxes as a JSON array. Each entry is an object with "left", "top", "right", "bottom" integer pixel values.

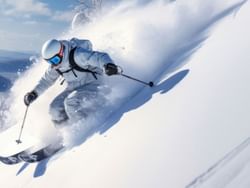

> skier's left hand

[{"left": 104, "top": 63, "right": 119, "bottom": 76}]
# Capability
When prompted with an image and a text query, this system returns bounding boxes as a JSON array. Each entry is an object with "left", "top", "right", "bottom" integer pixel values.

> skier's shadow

[
  {"left": 67, "top": 69, "right": 190, "bottom": 146},
  {"left": 99, "top": 69, "right": 190, "bottom": 134},
  {"left": 16, "top": 158, "right": 49, "bottom": 178}
]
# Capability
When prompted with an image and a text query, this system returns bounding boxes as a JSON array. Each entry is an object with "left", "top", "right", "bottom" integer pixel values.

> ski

[
  {"left": 18, "top": 142, "right": 64, "bottom": 163},
  {"left": 0, "top": 125, "right": 43, "bottom": 165},
  {"left": 0, "top": 151, "right": 25, "bottom": 165}
]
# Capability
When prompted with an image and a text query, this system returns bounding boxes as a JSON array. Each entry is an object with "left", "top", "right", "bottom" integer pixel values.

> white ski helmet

[{"left": 41, "top": 39, "right": 62, "bottom": 60}]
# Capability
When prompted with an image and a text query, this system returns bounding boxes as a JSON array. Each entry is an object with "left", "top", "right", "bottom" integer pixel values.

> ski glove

[
  {"left": 24, "top": 90, "right": 38, "bottom": 106},
  {"left": 104, "top": 63, "right": 119, "bottom": 76}
]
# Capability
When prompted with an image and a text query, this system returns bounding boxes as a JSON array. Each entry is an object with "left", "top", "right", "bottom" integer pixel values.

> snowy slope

[
  {"left": 187, "top": 2, "right": 250, "bottom": 187},
  {"left": 0, "top": 0, "right": 250, "bottom": 188},
  {"left": 187, "top": 139, "right": 250, "bottom": 188}
]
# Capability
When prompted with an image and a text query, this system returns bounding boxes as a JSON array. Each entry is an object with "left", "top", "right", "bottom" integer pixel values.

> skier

[{"left": 24, "top": 38, "right": 119, "bottom": 127}]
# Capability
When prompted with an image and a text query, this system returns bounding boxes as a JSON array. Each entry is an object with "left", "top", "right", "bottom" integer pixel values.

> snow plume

[
  {"left": 5, "top": 0, "right": 246, "bottom": 147},
  {"left": 68, "top": 0, "right": 246, "bottom": 91},
  {"left": 6, "top": 56, "right": 63, "bottom": 144},
  {"left": 0, "top": 94, "right": 10, "bottom": 130},
  {"left": 60, "top": 0, "right": 246, "bottom": 146}
]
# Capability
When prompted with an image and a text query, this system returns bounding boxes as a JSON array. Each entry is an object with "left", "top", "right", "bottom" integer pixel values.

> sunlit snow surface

[{"left": 0, "top": 0, "right": 249, "bottom": 188}]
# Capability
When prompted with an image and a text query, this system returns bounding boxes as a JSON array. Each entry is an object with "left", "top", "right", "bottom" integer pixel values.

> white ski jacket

[{"left": 34, "top": 38, "right": 113, "bottom": 96}]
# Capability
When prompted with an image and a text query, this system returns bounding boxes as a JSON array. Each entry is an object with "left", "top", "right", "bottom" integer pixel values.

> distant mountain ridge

[
  {"left": 0, "top": 49, "right": 33, "bottom": 72},
  {"left": 0, "top": 49, "right": 33, "bottom": 60},
  {"left": 0, "top": 50, "right": 34, "bottom": 92}
]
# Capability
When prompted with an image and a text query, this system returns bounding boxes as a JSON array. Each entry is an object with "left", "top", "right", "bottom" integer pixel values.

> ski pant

[{"left": 49, "top": 83, "right": 108, "bottom": 128}]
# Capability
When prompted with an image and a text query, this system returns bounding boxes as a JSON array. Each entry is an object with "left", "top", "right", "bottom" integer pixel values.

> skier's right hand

[
  {"left": 104, "top": 63, "right": 119, "bottom": 76},
  {"left": 24, "top": 91, "right": 38, "bottom": 106}
]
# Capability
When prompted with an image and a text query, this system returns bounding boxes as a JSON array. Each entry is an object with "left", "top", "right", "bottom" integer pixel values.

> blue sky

[
  {"left": 0, "top": 0, "right": 78, "bottom": 52},
  {"left": 0, "top": 0, "right": 160, "bottom": 53}
]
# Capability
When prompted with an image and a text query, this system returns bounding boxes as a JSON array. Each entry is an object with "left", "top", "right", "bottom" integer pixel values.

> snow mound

[{"left": 187, "top": 138, "right": 250, "bottom": 188}]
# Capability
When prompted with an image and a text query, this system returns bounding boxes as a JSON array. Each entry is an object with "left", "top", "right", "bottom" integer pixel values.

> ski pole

[
  {"left": 117, "top": 66, "right": 154, "bottom": 87},
  {"left": 16, "top": 105, "right": 29, "bottom": 144},
  {"left": 120, "top": 73, "right": 154, "bottom": 87}
]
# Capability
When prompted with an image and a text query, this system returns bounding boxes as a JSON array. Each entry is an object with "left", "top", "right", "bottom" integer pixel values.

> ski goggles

[{"left": 46, "top": 45, "right": 64, "bottom": 65}]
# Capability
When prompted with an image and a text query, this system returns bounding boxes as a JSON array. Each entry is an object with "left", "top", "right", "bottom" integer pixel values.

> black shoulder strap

[
  {"left": 69, "top": 47, "right": 99, "bottom": 79},
  {"left": 55, "top": 69, "right": 63, "bottom": 76}
]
